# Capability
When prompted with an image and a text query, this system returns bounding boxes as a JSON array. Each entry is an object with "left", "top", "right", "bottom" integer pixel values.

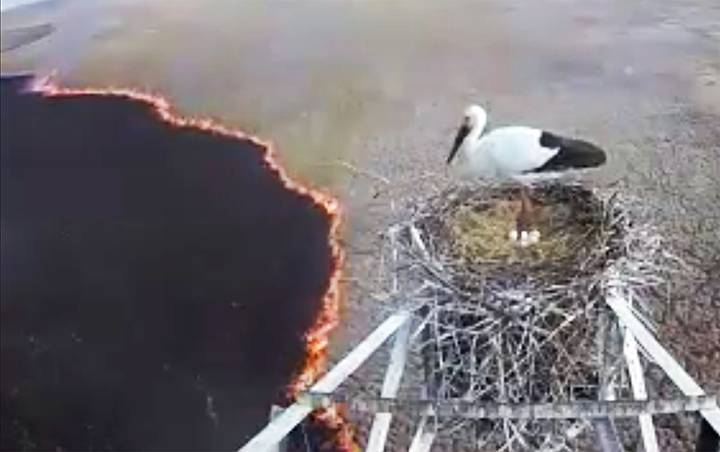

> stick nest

[
  {"left": 429, "top": 183, "right": 616, "bottom": 279},
  {"left": 380, "top": 182, "right": 674, "bottom": 450}
]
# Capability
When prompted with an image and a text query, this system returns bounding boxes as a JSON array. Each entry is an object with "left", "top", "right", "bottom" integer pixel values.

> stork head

[
  {"left": 447, "top": 104, "right": 487, "bottom": 164},
  {"left": 464, "top": 104, "right": 487, "bottom": 129}
]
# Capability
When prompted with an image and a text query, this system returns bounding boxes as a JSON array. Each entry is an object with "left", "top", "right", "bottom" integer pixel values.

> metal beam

[
  {"left": 624, "top": 333, "right": 659, "bottom": 452},
  {"left": 408, "top": 409, "right": 436, "bottom": 452},
  {"left": 594, "top": 309, "right": 623, "bottom": 452},
  {"left": 606, "top": 293, "right": 720, "bottom": 434},
  {"left": 238, "top": 311, "right": 411, "bottom": 452},
  {"left": 619, "top": 294, "right": 659, "bottom": 452},
  {"left": 267, "top": 406, "right": 287, "bottom": 452},
  {"left": 593, "top": 418, "right": 623, "bottom": 452},
  {"left": 366, "top": 319, "right": 412, "bottom": 452},
  {"left": 297, "top": 393, "right": 718, "bottom": 420},
  {"left": 366, "top": 413, "right": 393, "bottom": 452},
  {"left": 381, "top": 318, "right": 412, "bottom": 398}
]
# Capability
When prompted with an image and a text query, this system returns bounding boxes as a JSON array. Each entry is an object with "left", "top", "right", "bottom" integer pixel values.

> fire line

[{"left": 32, "top": 76, "right": 355, "bottom": 451}]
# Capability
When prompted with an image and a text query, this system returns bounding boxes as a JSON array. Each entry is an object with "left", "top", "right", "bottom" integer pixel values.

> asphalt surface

[{"left": 2, "top": 0, "right": 719, "bottom": 450}]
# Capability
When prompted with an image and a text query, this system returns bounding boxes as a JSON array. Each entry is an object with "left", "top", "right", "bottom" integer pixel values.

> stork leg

[{"left": 510, "top": 185, "right": 541, "bottom": 246}]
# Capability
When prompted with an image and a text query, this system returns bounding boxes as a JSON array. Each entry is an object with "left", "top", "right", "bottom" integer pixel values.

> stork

[{"left": 446, "top": 104, "right": 607, "bottom": 246}]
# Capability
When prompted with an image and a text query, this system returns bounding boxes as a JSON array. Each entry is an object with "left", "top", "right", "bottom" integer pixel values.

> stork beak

[{"left": 447, "top": 120, "right": 471, "bottom": 164}]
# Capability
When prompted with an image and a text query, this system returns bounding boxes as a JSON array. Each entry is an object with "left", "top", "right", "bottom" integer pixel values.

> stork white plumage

[{"left": 446, "top": 104, "right": 607, "bottom": 246}]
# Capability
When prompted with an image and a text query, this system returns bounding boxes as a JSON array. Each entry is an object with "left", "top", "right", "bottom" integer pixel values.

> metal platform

[
  {"left": 239, "top": 300, "right": 719, "bottom": 452},
  {"left": 240, "top": 192, "right": 719, "bottom": 451}
]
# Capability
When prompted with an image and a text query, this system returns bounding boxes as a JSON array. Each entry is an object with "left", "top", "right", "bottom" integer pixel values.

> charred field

[{"left": 0, "top": 74, "right": 345, "bottom": 451}]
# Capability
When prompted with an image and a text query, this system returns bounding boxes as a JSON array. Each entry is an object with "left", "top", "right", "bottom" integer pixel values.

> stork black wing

[{"left": 529, "top": 131, "right": 607, "bottom": 173}]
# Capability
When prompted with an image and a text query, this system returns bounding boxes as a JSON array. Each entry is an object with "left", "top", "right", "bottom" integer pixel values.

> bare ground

[{"left": 2, "top": 0, "right": 719, "bottom": 450}]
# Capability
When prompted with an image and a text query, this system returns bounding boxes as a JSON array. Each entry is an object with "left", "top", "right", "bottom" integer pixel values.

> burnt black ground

[{"left": 0, "top": 75, "right": 334, "bottom": 451}]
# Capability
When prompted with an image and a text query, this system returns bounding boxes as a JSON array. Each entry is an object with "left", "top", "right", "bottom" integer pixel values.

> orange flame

[{"left": 32, "top": 76, "right": 355, "bottom": 451}]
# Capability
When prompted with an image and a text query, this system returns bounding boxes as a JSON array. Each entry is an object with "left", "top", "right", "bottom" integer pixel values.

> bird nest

[
  {"left": 380, "top": 182, "right": 673, "bottom": 450},
  {"left": 431, "top": 183, "right": 617, "bottom": 278}
]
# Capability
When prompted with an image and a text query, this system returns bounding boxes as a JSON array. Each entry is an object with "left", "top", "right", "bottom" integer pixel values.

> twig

[
  {"left": 368, "top": 182, "right": 675, "bottom": 450},
  {"left": 315, "top": 159, "right": 390, "bottom": 185}
]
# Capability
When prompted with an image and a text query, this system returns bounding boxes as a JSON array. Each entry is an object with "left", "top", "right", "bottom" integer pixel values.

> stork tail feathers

[{"left": 533, "top": 131, "right": 607, "bottom": 172}]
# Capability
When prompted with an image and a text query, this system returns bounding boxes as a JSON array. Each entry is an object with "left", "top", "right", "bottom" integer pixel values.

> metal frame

[
  {"left": 606, "top": 292, "right": 720, "bottom": 433},
  {"left": 294, "top": 393, "right": 718, "bottom": 419},
  {"left": 238, "top": 311, "right": 411, "bottom": 452},
  {"left": 613, "top": 285, "right": 659, "bottom": 452},
  {"left": 239, "top": 294, "right": 720, "bottom": 452},
  {"left": 366, "top": 318, "right": 412, "bottom": 452}
]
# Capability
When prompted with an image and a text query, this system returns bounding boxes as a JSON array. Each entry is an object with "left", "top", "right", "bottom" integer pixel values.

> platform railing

[{"left": 239, "top": 297, "right": 719, "bottom": 452}]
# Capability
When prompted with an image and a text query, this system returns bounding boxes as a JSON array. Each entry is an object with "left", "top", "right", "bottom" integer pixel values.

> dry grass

[
  {"left": 419, "top": 184, "right": 614, "bottom": 283},
  {"left": 446, "top": 188, "right": 600, "bottom": 266}
]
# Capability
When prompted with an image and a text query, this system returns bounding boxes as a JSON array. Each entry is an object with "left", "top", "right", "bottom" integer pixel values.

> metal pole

[
  {"left": 592, "top": 419, "right": 623, "bottom": 452},
  {"left": 366, "top": 319, "right": 412, "bottom": 452}
]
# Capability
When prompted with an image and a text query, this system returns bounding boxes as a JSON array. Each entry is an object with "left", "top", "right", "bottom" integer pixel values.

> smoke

[
  {"left": 0, "top": 0, "right": 45, "bottom": 12},
  {"left": 37, "top": 0, "right": 103, "bottom": 82}
]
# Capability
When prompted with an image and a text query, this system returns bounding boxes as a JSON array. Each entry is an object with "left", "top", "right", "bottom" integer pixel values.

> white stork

[{"left": 446, "top": 104, "right": 607, "bottom": 246}]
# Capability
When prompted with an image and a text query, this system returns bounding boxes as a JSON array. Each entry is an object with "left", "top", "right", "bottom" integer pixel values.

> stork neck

[
  {"left": 468, "top": 122, "right": 485, "bottom": 140},
  {"left": 463, "top": 121, "right": 486, "bottom": 152}
]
